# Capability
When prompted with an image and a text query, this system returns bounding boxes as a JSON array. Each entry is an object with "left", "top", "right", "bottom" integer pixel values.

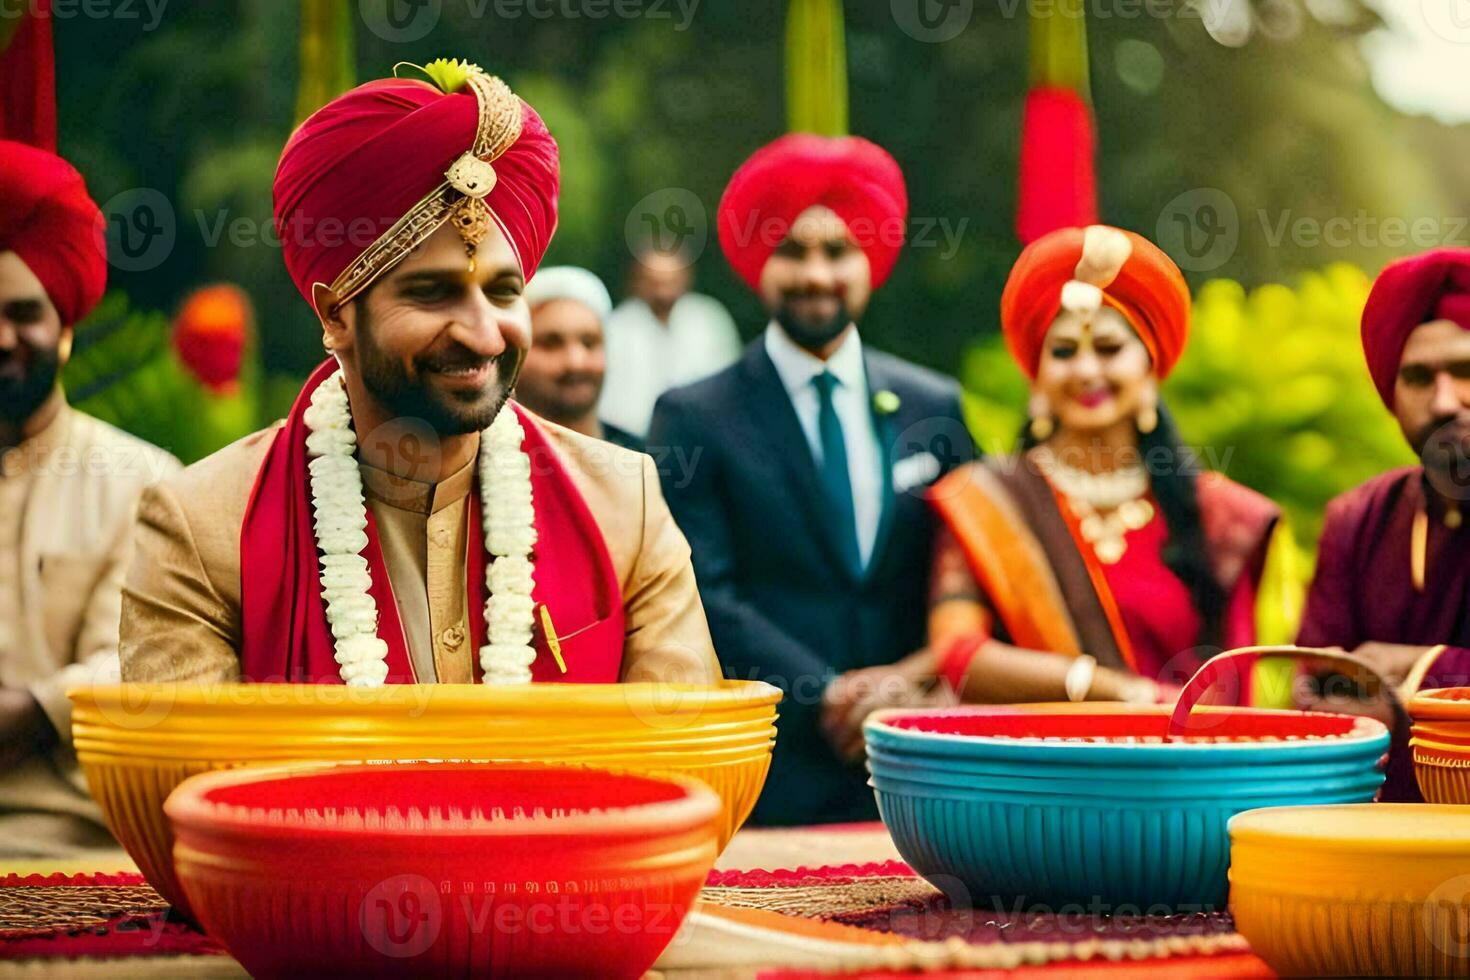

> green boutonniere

[{"left": 873, "top": 390, "right": 902, "bottom": 416}]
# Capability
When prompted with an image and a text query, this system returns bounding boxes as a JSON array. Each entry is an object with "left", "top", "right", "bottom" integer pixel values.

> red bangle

[{"left": 939, "top": 634, "right": 987, "bottom": 696}]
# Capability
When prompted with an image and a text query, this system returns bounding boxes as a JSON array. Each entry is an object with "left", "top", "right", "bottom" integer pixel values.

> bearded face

[
  {"left": 0, "top": 252, "right": 65, "bottom": 427},
  {"left": 758, "top": 206, "right": 872, "bottom": 356},
  {"left": 334, "top": 221, "right": 531, "bottom": 442}
]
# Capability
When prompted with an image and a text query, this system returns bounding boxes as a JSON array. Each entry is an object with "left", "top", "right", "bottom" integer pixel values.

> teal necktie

[{"left": 812, "top": 371, "right": 861, "bottom": 574}]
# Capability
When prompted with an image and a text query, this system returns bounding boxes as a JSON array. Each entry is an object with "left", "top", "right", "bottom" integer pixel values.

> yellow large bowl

[
  {"left": 1230, "top": 804, "right": 1470, "bottom": 977},
  {"left": 70, "top": 681, "right": 779, "bottom": 918}
]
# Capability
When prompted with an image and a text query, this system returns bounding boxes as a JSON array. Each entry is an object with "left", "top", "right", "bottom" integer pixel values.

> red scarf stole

[{"left": 239, "top": 359, "right": 625, "bottom": 684}]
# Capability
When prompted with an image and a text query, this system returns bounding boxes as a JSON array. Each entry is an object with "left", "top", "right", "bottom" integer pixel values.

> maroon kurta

[{"left": 1299, "top": 466, "right": 1470, "bottom": 799}]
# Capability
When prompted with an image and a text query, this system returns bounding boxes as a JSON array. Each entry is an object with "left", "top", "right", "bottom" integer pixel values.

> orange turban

[{"left": 1000, "top": 225, "right": 1190, "bottom": 380}]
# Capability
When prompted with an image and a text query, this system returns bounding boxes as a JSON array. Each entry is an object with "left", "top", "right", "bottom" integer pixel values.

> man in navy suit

[{"left": 649, "top": 134, "right": 976, "bottom": 824}]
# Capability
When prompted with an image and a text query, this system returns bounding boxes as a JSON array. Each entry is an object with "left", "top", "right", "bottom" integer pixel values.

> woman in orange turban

[{"left": 910, "top": 226, "right": 1290, "bottom": 705}]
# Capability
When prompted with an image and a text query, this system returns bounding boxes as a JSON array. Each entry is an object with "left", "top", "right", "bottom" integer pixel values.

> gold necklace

[
  {"left": 1032, "top": 447, "right": 1154, "bottom": 564},
  {"left": 1070, "top": 496, "right": 1155, "bottom": 564}
]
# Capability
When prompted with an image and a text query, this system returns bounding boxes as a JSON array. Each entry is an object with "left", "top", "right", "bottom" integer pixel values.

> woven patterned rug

[
  {"left": 1, "top": 864, "right": 1271, "bottom": 976},
  {"left": 693, "top": 863, "right": 1268, "bottom": 976}
]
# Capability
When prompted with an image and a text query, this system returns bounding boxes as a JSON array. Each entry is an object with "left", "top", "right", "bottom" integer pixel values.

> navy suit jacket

[{"left": 648, "top": 338, "right": 976, "bottom": 824}]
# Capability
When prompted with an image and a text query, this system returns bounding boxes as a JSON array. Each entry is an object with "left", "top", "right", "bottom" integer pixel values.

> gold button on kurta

[{"left": 359, "top": 455, "right": 476, "bottom": 684}]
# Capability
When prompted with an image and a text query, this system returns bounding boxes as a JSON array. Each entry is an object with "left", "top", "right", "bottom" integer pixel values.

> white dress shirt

[
  {"left": 599, "top": 293, "right": 743, "bottom": 437},
  {"left": 763, "top": 323, "right": 884, "bottom": 569}
]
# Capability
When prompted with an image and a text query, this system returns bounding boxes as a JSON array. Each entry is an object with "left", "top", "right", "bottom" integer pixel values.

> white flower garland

[{"left": 303, "top": 370, "right": 537, "bottom": 686}]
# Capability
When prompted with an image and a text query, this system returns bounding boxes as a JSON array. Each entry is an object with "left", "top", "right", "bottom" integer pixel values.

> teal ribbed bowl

[{"left": 864, "top": 705, "right": 1388, "bottom": 910}]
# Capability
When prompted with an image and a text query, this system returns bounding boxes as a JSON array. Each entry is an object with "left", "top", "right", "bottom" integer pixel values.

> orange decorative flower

[{"left": 173, "top": 284, "right": 251, "bottom": 393}]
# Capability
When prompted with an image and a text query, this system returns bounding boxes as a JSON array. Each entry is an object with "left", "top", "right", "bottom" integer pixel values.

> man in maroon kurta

[{"left": 1298, "top": 247, "right": 1470, "bottom": 798}]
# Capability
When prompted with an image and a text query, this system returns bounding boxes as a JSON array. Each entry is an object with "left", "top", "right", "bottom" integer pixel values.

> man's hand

[
  {"left": 1294, "top": 643, "right": 1428, "bottom": 730},
  {"left": 821, "top": 650, "right": 952, "bottom": 763},
  {"left": 0, "top": 690, "right": 56, "bottom": 773}
]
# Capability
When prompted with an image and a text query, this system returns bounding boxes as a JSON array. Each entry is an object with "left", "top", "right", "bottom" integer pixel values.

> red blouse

[{"left": 1103, "top": 504, "right": 1258, "bottom": 684}]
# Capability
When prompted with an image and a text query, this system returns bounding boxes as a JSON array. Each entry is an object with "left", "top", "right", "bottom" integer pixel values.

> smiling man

[
  {"left": 516, "top": 265, "right": 643, "bottom": 451},
  {"left": 1297, "top": 247, "right": 1470, "bottom": 799},
  {"left": 119, "top": 62, "right": 717, "bottom": 688},
  {"left": 648, "top": 134, "right": 974, "bottom": 823}
]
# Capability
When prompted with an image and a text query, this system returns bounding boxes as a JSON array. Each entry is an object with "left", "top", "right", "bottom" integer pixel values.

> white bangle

[{"left": 1064, "top": 655, "right": 1098, "bottom": 703}]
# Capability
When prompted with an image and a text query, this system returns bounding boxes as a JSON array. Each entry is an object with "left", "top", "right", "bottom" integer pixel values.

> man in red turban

[
  {"left": 120, "top": 61, "right": 717, "bottom": 690},
  {"left": 0, "top": 141, "right": 179, "bottom": 859},
  {"left": 649, "top": 134, "right": 975, "bottom": 824},
  {"left": 1299, "top": 247, "right": 1470, "bottom": 800}
]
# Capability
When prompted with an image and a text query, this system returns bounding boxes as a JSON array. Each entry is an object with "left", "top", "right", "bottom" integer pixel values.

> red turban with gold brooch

[
  {"left": 0, "top": 140, "right": 106, "bottom": 326},
  {"left": 272, "top": 61, "right": 560, "bottom": 310},
  {"left": 1361, "top": 248, "right": 1470, "bottom": 409},
  {"left": 1000, "top": 225, "right": 1190, "bottom": 381},
  {"left": 717, "top": 133, "right": 908, "bottom": 293}
]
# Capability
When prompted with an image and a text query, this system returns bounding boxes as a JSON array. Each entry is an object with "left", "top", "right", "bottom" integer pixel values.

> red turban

[
  {"left": 0, "top": 140, "right": 106, "bottom": 325},
  {"left": 272, "top": 66, "right": 559, "bottom": 309},
  {"left": 717, "top": 133, "right": 908, "bottom": 293},
  {"left": 1361, "top": 248, "right": 1470, "bottom": 409},
  {"left": 1000, "top": 225, "right": 1190, "bottom": 380}
]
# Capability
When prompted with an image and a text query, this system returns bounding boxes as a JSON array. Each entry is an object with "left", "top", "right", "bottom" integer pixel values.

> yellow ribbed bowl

[
  {"left": 1412, "top": 739, "right": 1470, "bottom": 805},
  {"left": 1229, "top": 804, "right": 1470, "bottom": 977},
  {"left": 70, "top": 681, "right": 778, "bottom": 918}
]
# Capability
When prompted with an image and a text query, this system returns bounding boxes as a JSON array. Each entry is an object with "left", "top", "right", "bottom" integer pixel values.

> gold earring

[
  {"left": 1138, "top": 387, "right": 1159, "bottom": 435},
  {"left": 1028, "top": 392, "right": 1054, "bottom": 442}
]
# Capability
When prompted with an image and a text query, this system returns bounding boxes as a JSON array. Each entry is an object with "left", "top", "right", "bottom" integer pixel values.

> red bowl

[{"left": 165, "top": 761, "right": 720, "bottom": 979}]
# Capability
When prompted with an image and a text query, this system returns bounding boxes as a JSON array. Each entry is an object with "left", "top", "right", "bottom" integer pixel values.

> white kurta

[{"left": 598, "top": 293, "right": 742, "bottom": 438}]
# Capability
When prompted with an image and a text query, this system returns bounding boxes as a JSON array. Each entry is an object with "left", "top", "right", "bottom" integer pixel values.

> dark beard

[
  {"left": 774, "top": 294, "right": 852, "bottom": 354},
  {"left": 354, "top": 304, "right": 523, "bottom": 437},
  {"left": 1419, "top": 415, "right": 1470, "bottom": 502},
  {"left": 0, "top": 346, "right": 60, "bottom": 425}
]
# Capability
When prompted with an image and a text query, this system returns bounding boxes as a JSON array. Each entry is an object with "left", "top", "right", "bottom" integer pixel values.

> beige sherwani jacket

[
  {"left": 119, "top": 406, "right": 719, "bottom": 685},
  {"left": 0, "top": 395, "right": 180, "bottom": 858}
]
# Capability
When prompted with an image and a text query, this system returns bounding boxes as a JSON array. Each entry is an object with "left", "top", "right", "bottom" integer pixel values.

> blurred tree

[
  {"left": 296, "top": 0, "right": 355, "bottom": 124},
  {"left": 786, "top": 0, "right": 848, "bottom": 136},
  {"left": 63, "top": 293, "right": 262, "bottom": 463}
]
